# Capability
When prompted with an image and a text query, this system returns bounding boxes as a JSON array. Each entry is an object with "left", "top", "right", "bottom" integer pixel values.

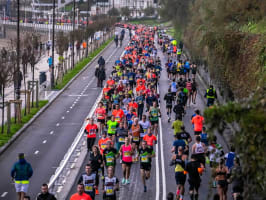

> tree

[
  {"left": 0, "top": 58, "right": 13, "bottom": 133},
  {"left": 56, "top": 31, "right": 69, "bottom": 83},
  {"left": 120, "top": 7, "right": 130, "bottom": 19},
  {"left": 143, "top": 6, "right": 155, "bottom": 16},
  {"left": 108, "top": 7, "right": 120, "bottom": 16}
]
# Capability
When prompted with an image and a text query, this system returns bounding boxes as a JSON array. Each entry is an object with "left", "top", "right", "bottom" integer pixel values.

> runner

[
  {"left": 214, "top": 159, "right": 229, "bottom": 200},
  {"left": 170, "top": 146, "right": 186, "bottom": 200},
  {"left": 103, "top": 141, "right": 118, "bottom": 173},
  {"left": 130, "top": 117, "right": 141, "bottom": 162},
  {"left": 192, "top": 136, "right": 206, "bottom": 166},
  {"left": 185, "top": 154, "right": 204, "bottom": 200},
  {"left": 94, "top": 102, "right": 106, "bottom": 137},
  {"left": 149, "top": 101, "right": 161, "bottom": 136},
  {"left": 139, "top": 115, "right": 151, "bottom": 140},
  {"left": 119, "top": 137, "right": 133, "bottom": 185},
  {"left": 106, "top": 116, "right": 118, "bottom": 142},
  {"left": 84, "top": 118, "right": 98, "bottom": 152},
  {"left": 78, "top": 164, "right": 98, "bottom": 200},
  {"left": 172, "top": 115, "right": 184, "bottom": 136},
  {"left": 164, "top": 88, "right": 175, "bottom": 122},
  {"left": 102, "top": 166, "right": 119, "bottom": 200},
  {"left": 139, "top": 140, "right": 155, "bottom": 192},
  {"left": 191, "top": 110, "right": 204, "bottom": 136}
]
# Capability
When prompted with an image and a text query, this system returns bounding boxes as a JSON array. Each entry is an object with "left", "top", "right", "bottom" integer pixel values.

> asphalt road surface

[
  {"left": 0, "top": 31, "right": 129, "bottom": 200},
  {"left": 67, "top": 37, "right": 231, "bottom": 200},
  {"left": 0, "top": 30, "right": 232, "bottom": 200}
]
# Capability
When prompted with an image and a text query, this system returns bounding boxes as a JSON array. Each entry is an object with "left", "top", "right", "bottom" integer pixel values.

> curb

[{"left": 0, "top": 38, "right": 114, "bottom": 156}]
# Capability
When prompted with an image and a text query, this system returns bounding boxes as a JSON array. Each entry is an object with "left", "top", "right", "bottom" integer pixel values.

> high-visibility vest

[
  {"left": 177, "top": 49, "right": 182, "bottom": 55},
  {"left": 206, "top": 88, "right": 216, "bottom": 99}
]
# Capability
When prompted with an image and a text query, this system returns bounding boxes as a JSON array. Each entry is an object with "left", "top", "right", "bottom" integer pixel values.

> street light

[
  {"left": 51, "top": 0, "right": 55, "bottom": 88},
  {"left": 72, "top": 0, "right": 76, "bottom": 69},
  {"left": 16, "top": 0, "right": 20, "bottom": 100}
]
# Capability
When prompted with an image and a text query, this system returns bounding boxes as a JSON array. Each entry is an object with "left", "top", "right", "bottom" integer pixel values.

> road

[
  {"left": 67, "top": 36, "right": 231, "bottom": 200},
  {"left": 0, "top": 29, "right": 232, "bottom": 200},
  {"left": 0, "top": 32, "right": 129, "bottom": 200}
]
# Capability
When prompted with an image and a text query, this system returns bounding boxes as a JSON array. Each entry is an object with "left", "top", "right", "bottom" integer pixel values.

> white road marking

[
  {"left": 70, "top": 107, "right": 73, "bottom": 109},
  {"left": 1, "top": 192, "right": 8, "bottom": 197},
  {"left": 56, "top": 123, "right": 60, "bottom": 126},
  {"left": 34, "top": 150, "right": 39, "bottom": 155},
  {"left": 66, "top": 110, "right": 69, "bottom": 113},
  {"left": 43, "top": 140, "right": 47, "bottom": 144},
  {"left": 68, "top": 94, "right": 89, "bottom": 97},
  {"left": 62, "top": 116, "right": 65, "bottom": 119},
  {"left": 50, "top": 131, "right": 54, "bottom": 135},
  {"left": 159, "top": 118, "right": 166, "bottom": 200}
]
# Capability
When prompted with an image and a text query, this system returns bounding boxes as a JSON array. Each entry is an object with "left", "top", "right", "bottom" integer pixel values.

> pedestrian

[
  {"left": 11, "top": 153, "right": 33, "bottom": 200},
  {"left": 47, "top": 56, "right": 53, "bottom": 72},
  {"left": 95, "top": 65, "right": 106, "bottom": 88},
  {"left": 204, "top": 85, "right": 217, "bottom": 107},
  {"left": 70, "top": 183, "right": 92, "bottom": 200},
  {"left": 98, "top": 56, "right": 105, "bottom": 68},
  {"left": 36, "top": 183, "right": 57, "bottom": 200}
]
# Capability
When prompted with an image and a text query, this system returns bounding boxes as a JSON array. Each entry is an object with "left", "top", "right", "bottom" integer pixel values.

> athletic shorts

[
  {"left": 233, "top": 185, "right": 243, "bottom": 194},
  {"left": 103, "top": 193, "right": 116, "bottom": 200},
  {"left": 97, "top": 119, "right": 105, "bottom": 124},
  {"left": 122, "top": 161, "right": 132, "bottom": 166},
  {"left": 194, "top": 131, "right": 202, "bottom": 135},
  {"left": 166, "top": 104, "right": 172, "bottom": 109},
  {"left": 175, "top": 172, "right": 186, "bottom": 185},
  {"left": 150, "top": 120, "right": 159, "bottom": 125},
  {"left": 188, "top": 179, "right": 201, "bottom": 191},
  {"left": 15, "top": 183, "right": 29, "bottom": 193},
  {"left": 108, "top": 133, "right": 115, "bottom": 137},
  {"left": 132, "top": 140, "right": 140, "bottom": 146},
  {"left": 217, "top": 180, "right": 228, "bottom": 188},
  {"left": 140, "top": 163, "right": 151, "bottom": 171}
]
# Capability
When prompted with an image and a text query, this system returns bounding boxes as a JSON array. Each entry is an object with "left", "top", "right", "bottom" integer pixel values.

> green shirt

[
  {"left": 150, "top": 107, "right": 159, "bottom": 121},
  {"left": 172, "top": 120, "right": 183, "bottom": 135},
  {"left": 107, "top": 120, "right": 118, "bottom": 134}
]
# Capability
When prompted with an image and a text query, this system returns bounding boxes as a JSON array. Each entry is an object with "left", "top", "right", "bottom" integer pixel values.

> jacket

[{"left": 11, "top": 159, "right": 33, "bottom": 181}]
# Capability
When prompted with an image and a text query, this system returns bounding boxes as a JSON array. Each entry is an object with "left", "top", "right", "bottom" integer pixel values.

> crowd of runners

[{"left": 10, "top": 24, "right": 244, "bottom": 200}]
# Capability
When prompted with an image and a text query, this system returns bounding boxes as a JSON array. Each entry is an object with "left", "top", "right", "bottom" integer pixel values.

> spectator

[
  {"left": 36, "top": 183, "right": 57, "bottom": 200},
  {"left": 11, "top": 153, "right": 33, "bottom": 200}
]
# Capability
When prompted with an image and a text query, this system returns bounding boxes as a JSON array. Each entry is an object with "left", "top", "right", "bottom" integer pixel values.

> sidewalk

[{"left": 0, "top": 34, "right": 111, "bottom": 125}]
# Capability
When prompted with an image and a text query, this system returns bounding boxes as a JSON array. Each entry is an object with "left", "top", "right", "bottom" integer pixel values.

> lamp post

[
  {"left": 51, "top": 0, "right": 55, "bottom": 88},
  {"left": 16, "top": 0, "right": 20, "bottom": 100},
  {"left": 72, "top": 0, "right": 76, "bottom": 69}
]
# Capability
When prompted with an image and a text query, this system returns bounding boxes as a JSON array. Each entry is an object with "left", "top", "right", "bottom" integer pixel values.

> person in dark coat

[
  {"left": 95, "top": 65, "right": 106, "bottom": 88},
  {"left": 98, "top": 56, "right": 105, "bottom": 68}
]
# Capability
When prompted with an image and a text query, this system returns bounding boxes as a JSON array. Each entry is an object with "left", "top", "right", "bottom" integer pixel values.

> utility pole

[
  {"left": 72, "top": 0, "right": 76, "bottom": 69},
  {"left": 51, "top": 0, "right": 55, "bottom": 88},
  {"left": 16, "top": 0, "right": 20, "bottom": 100},
  {"left": 86, "top": 0, "right": 90, "bottom": 57}
]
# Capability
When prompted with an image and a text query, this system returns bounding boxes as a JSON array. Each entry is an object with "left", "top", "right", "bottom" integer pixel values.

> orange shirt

[
  {"left": 95, "top": 107, "right": 106, "bottom": 120},
  {"left": 98, "top": 137, "right": 111, "bottom": 154},
  {"left": 191, "top": 115, "right": 204, "bottom": 131},
  {"left": 136, "top": 85, "right": 146, "bottom": 93},
  {"left": 143, "top": 134, "right": 157, "bottom": 147},
  {"left": 112, "top": 109, "right": 124, "bottom": 123},
  {"left": 85, "top": 123, "right": 98, "bottom": 138},
  {"left": 106, "top": 79, "right": 115, "bottom": 87},
  {"left": 103, "top": 87, "right": 111, "bottom": 99},
  {"left": 128, "top": 102, "right": 138, "bottom": 109},
  {"left": 131, "top": 124, "right": 140, "bottom": 137},
  {"left": 70, "top": 192, "right": 92, "bottom": 200},
  {"left": 137, "top": 79, "right": 146, "bottom": 86}
]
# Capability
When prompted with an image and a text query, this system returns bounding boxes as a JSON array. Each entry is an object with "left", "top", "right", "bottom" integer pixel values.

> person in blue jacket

[{"left": 11, "top": 153, "right": 33, "bottom": 200}]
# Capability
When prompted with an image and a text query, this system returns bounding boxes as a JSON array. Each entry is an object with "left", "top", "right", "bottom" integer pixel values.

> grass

[
  {"left": 240, "top": 19, "right": 266, "bottom": 34},
  {"left": 54, "top": 37, "right": 114, "bottom": 90},
  {"left": 0, "top": 100, "right": 49, "bottom": 147},
  {"left": 129, "top": 19, "right": 162, "bottom": 26},
  {"left": 166, "top": 27, "right": 182, "bottom": 41}
]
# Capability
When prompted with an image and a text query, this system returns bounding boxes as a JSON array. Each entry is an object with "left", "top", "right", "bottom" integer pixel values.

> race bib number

[
  {"left": 141, "top": 155, "right": 148, "bottom": 163},
  {"left": 106, "top": 188, "right": 114, "bottom": 195},
  {"left": 124, "top": 151, "right": 130, "bottom": 157},
  {"left": 85, "top": 186, "right": 93, "bottom": 192},
  {"left": 133, "top": 136, "right": 139, "bottom": 142},
  {"left": 106, "top": 157, "right": 113, "bottom": 163},
  {"left": 101, "top": 144, "right": 107, "bottom": 149},
  {"left": 119, "top": 137, "right": 125, "bottom": 143}
]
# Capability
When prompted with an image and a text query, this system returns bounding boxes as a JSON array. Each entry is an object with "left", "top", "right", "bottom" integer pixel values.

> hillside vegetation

[{"left": 161, "top": 0, "right": 266, "bottom": 199}]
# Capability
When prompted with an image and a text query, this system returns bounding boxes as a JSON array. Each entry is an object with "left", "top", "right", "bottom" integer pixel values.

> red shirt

[
  {"left": 103, "top": 87, "right": 111, "bottom": 99},
  {"left": 136, "top": 85, "right": 146, "bottom": 93},
  {"left": 70, "top": 192, "right": 92, "bottom": 200},
  {"left": 85, "top": 123, "right": 98, "bottom": 138},
  {"left": 143, "top": 134, "right": 157, "bottom": 146},
  {"left": 107, "top": 79, "right": 115, "bottom": 87},
  {"left": 98, "top": 137, "right": 112, "bottom": 154},
  {"left": 95, "top": 107, "right": 106, "bottom": 120}
]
